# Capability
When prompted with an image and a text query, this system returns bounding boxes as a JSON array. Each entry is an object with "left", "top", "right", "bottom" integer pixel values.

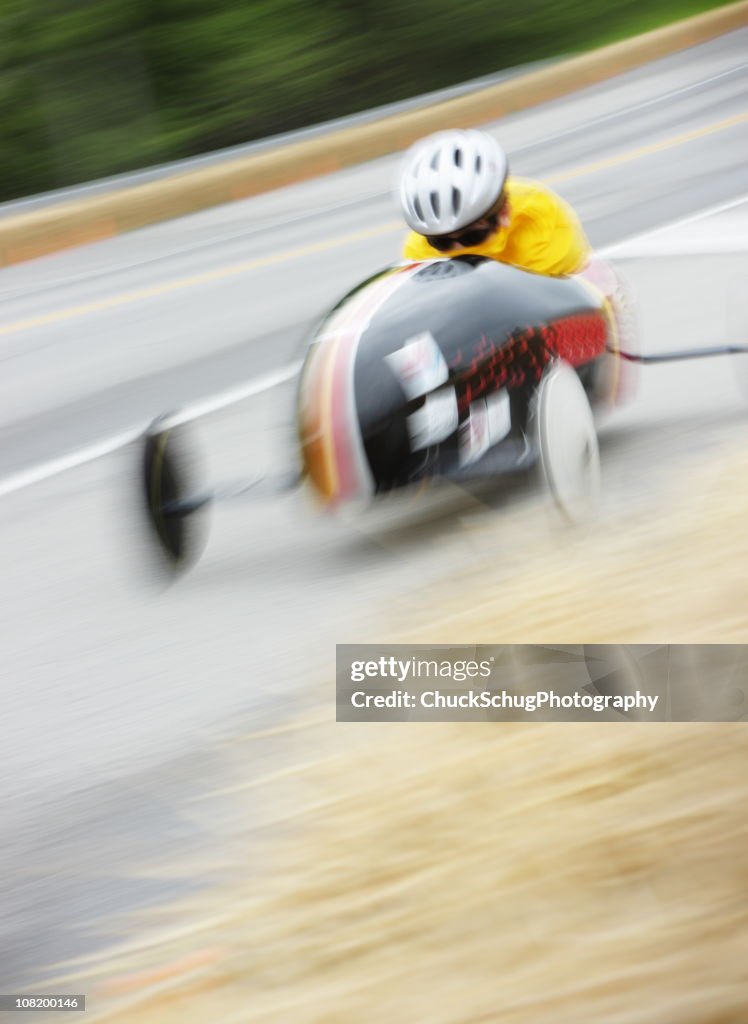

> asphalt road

[{"left": 1, "top": 28, "right": 747, "bottom": 997}]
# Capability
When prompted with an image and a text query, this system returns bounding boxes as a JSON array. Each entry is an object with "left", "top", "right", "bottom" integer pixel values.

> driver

[
  {"left": 399, "top": 128, "right": 589, "bottom": 277},
  {"left": 399, "top": 128, "right": 636, "bottom": 402}
]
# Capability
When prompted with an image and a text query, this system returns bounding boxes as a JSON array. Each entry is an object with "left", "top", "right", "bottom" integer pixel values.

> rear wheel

[{"left": 536, "top": 361, "right": 600, "bottom": 523}]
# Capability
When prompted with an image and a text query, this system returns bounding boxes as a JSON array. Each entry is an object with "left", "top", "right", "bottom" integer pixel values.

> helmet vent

[
  {"left": 430, "top": 191, "right": 440, "bottom": 217},
  {"left": 475, "top": 154, "right": 482, "bottom": 172},
  {"left": 454, "top": 147, "right": 463, "bottom": 168},
  {"left": 451, "top": 187, "right": 461, "bottom": 216},
  {"left": 413, "top": 195, "right": 424, "bottom": 222}
]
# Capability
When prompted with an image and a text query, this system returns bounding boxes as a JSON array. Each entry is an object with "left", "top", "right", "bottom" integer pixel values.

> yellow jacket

[{"left": 402, "top": 177, "right": 590, "bottom": 277}]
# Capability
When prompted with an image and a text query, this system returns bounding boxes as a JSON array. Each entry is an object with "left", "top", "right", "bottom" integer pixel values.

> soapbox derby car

[{"left": 139, "top": 254, "right": 737, "bottom": 573}]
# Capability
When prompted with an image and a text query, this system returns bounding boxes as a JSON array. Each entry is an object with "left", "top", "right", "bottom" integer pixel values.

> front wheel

[
  {"left": 536, "top": 361, "right": 600, "bottom": 523},
  {"left": 141, "top": 416, "right": 209, "bottom": 573}
]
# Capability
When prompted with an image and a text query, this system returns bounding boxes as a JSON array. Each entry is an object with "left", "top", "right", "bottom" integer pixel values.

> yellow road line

[
  {"left": 0, "top": 221, "right": 403, "bottom": 338},
  {"left": 1, "top": 109, "right": 746, "bottom": 339},
  {"left": 547, "top": 110, "right": 748, "bottom": 184}
]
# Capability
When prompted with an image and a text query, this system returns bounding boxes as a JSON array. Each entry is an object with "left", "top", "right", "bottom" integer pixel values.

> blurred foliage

[{"left": 0, "top": 0, "right": 733, "bottom": 200}]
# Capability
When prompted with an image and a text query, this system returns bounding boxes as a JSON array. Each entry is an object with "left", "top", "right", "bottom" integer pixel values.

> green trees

[{"left": 0, "top": 0, "right": 729, "bottom": 201}]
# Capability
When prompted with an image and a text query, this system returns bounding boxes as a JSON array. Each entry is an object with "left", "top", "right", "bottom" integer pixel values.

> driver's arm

[{"left": 513, "top": 182, "right": 591, "bottom": 276}]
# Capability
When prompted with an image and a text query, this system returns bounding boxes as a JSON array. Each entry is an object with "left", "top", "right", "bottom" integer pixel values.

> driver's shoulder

[{"left": 506, "top": 176, "right": 564, "bottom": 213}]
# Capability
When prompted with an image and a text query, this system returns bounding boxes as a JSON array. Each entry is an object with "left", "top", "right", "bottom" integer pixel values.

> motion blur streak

[
  {"left": 40, "top": 403, "right": 748, "bottom": 1021},
  {"left": 0, "top": 107, "right": 745, "bottom": 342},
  {"left": 0, "top": 361, "right": 301, "bottom": 499},
  {"left": 59, "top": 724, "right": 748, "bottom": 1021},
  {"left": 0, "top": 223, "right": 402, "bottom": 339},
  {"left": 3, "top": 26, "right": 748, "bottom": 1014},
  {"left": 546, "top": 108, "right": 748, "bottom": 183}
]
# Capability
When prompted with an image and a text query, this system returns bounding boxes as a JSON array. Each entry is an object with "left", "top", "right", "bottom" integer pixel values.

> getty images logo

[{"left": 350, "top": 655, "right": 494, "bottom": 685}]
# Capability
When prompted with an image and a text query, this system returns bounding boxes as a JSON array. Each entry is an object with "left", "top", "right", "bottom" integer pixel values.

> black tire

[{"left": 141, "top": 417, "right": 208, "bottom": 571}]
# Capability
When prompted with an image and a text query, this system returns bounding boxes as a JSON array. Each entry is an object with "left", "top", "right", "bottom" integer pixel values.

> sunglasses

[{"left": 426, "top": 210, "right": 501, "bottom": 253}]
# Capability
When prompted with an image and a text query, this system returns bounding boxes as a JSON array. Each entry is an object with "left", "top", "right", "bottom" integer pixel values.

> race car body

[{"left": 298, "top": 256, "right": 612, "bottom": 507}]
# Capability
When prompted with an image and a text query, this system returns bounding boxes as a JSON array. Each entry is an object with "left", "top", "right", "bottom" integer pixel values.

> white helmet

[{"left": 399, "top": 129, "right": 508, "bottom": 236}]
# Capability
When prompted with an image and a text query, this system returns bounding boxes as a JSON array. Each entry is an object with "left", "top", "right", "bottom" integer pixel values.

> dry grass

[
  {"left": 76, "top": 723, "right": 748, "bottom": 1024},
  {"left": 392, "top": 448, "right": 748, "bottom": 645},
  {"left": 68, "top": 446, "right": 748, "bottom": 1022}
]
